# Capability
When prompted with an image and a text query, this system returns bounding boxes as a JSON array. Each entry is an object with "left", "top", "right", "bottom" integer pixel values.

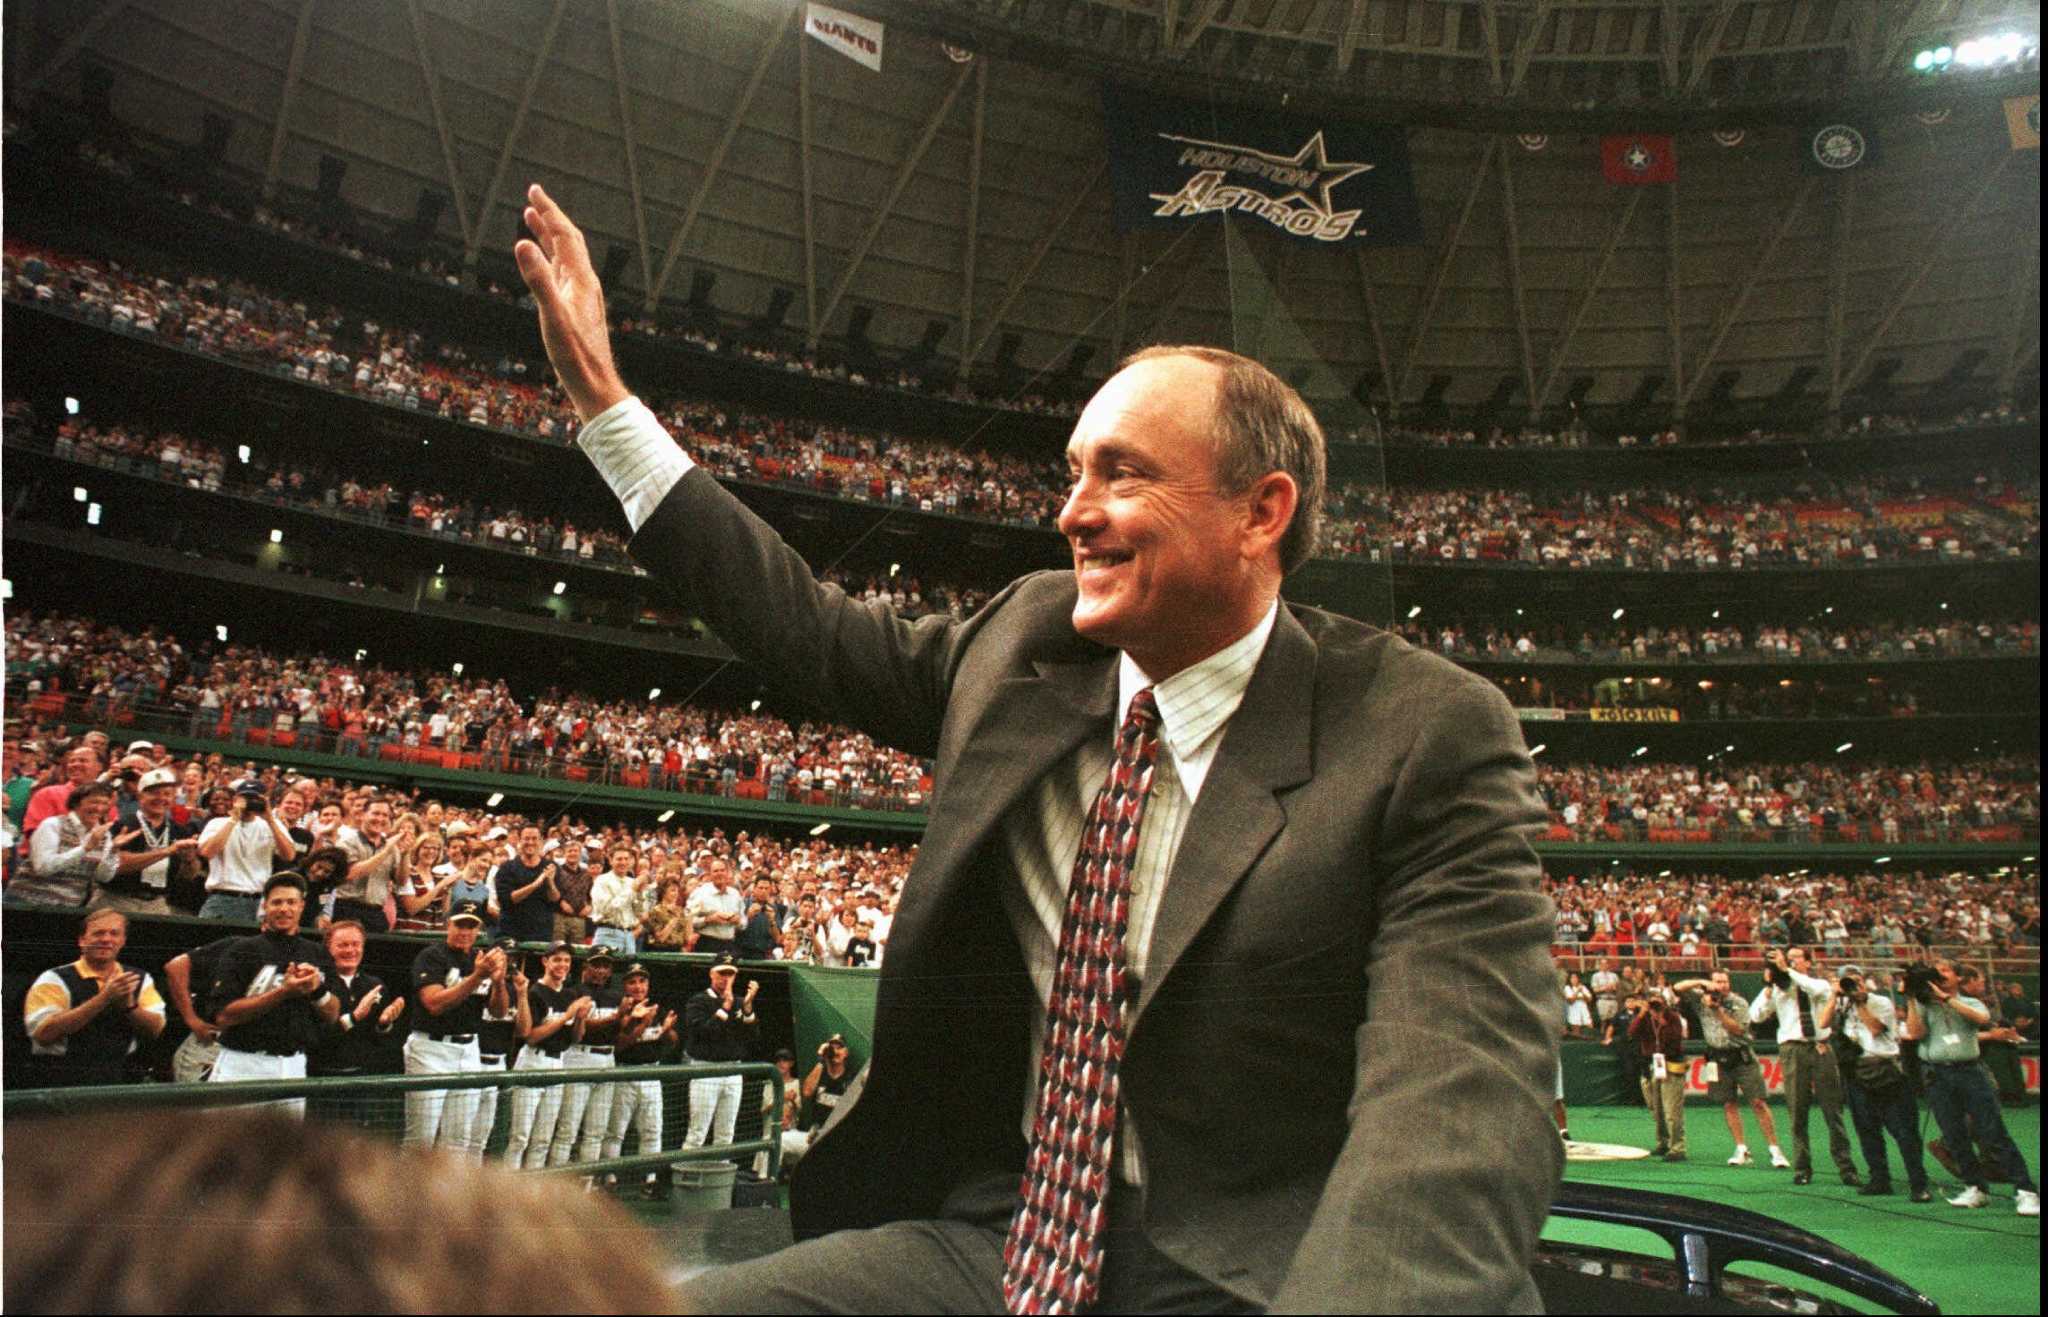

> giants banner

[
  {"left": 804, "top": 3, "right": 883, "bottom": 71},
  {"left": 1101, "top": 85, "right": 1423, "bottom": 246}
]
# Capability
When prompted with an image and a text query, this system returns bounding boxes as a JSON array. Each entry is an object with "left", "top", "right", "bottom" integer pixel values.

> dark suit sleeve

[
  {"left": 1273, "top": 677, "right": 1560, "bottom": 1314},
  {"left": 628, "top": 466, "right": 1024, "bottom": 759}
]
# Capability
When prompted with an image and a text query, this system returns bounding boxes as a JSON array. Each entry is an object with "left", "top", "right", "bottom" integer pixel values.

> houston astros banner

[{"left": 1101, "top": 85, "right": 1423, "bottom": 246}]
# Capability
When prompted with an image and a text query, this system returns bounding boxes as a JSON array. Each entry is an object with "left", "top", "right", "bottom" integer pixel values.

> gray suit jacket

[{"left": 633, "top": 467, "right": 1562, "bottom": 1312}]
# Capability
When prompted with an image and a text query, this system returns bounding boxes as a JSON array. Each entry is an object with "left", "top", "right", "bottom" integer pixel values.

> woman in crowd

[
  {"left": 1563, "top": 972, "right": 1595, "bottom": 1039},
  {"left": 392, "top": 832, "right": 457, "bottom": 933},
  {"left": 640, "top": 878, "right": 693, "bottom": 952}
]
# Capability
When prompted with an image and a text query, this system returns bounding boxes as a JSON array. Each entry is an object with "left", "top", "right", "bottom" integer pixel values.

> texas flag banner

[
  {"left": 1601, "top": 134, "right": 1676, "bottom": 184},
  {"left": 805, "top": 3, "right": 884, "bottom": 71},
  {"left": 2006, "top": 95, "right": 2041, "bottom": 150}
]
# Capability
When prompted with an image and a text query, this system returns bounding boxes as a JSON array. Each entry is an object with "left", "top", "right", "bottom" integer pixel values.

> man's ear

[{"left": 1241, "top": 471, "right": 1298, "bottom": 563}]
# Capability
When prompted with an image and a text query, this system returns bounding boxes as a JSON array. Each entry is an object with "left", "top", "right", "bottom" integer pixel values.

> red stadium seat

[
  {"left": 271, "top": 731, "right": 295, "bottom": 748},
  {"left": 246, "top": 729, "right": 270, "bottom": 746}
]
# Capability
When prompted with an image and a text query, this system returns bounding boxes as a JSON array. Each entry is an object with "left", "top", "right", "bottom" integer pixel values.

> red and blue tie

[{"left": 1002, "top": 688, "right": 1161, "bottom": 1314}]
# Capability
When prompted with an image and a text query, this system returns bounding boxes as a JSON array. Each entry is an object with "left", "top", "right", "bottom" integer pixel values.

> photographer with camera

[
  {"left": 1750, "top": 947, "right": 1859, "bottom": 1186},
  {"left": 1831, "top": 964, "right": 1931, "bottom": 1201},
  {"left": 194, "top": 778, "right": 299, "bottom": 923},
  {"left": 1625, "top": 989, "right": 1689, "bottom": 1160},
  {"left": 1901, "top": 960, "right": 2040, "bottom": 1215},
  {"left": 783, "top": 1033, "right": 857, "bottom": 1171},
  {"left": 1672, "top": 970, "right": 1789, "bottom": 1169}
]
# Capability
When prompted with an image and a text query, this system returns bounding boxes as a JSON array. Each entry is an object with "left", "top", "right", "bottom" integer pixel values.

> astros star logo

[
  {"left": 1156, "top": 129, "right": 1373, "bottom": 216},
  {"left": 1623, "top": 143, "right": 1654, "bottom": 172}
]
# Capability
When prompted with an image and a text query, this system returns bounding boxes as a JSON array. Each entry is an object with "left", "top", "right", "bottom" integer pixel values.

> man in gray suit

[{"left": 516, "top": 183, "right": 1560, "bottom": 1312}]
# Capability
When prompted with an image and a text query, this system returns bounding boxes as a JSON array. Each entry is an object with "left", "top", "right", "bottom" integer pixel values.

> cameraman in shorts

[
  {"left": 1673, "top": 969, "right": 1789, "bottom": 1169},
  {"left": 1902, "top": 960, "right": 2040, "bottom": 1215},
  {"left": 1833, "top": 964, "right": 1931, "bottom": 1202}
]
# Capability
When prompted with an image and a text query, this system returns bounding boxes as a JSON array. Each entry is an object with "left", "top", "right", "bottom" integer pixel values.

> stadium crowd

[
  {"left": 7, "top": 243, "right": 2041, "bottom": 570},
  {"left": 1395, "top": 617, "right": 2039, "bottom": 664},
  {"left": 1537, "top": 758, "right": 2039, "bottom": 845},
  {"left": 5, "top": 613, "right": 935, "bottom": 811},
  {"left": 1545, "top": 867, "right": 2040, "bottom": 965},
  {"left": 4, "top": 720, "right": 910, "bottom": 964},
  {"left": 6, "top": 615, "right": 2038, "bottom": 848}
]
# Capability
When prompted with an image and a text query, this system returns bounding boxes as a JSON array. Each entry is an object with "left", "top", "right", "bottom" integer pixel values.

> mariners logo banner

[{"left": 1101, "top": 86, "right": 1423, "bottom": 246}]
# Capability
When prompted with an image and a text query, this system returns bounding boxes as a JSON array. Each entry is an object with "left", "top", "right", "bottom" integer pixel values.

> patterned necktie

[{"left": 1002, "top": 688, "right": 1162, "bottom": 1315}]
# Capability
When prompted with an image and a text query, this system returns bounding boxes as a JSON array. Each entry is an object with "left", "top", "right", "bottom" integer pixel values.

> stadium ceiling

[
  {"left": 864, "top": 0, "right": 2043, "bottom": 127},
  {"left": 11, "top": 0, "right": 2041, "bottom": 415}
]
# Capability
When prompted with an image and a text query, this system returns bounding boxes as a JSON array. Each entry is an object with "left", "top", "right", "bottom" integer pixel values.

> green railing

[{"left": 3, "top": 1061, "right": 785, "bottom": 1184}]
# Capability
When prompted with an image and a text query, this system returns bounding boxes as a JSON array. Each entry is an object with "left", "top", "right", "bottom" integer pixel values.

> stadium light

[
  {"left": 355, "top": 648, "right": 367, "bottom": 660},
  {"left": 238, "top": 445, "right": 251, "bottom": 464},
  {"left": 86, "top": 502, "right": 102, "bottom": 526},
  {"left": 649, "top": 687, "right": 661, "bottom": 700},
  {"left": 1407, "top": 605, "right": 1422, "bottom": 619},
  {"left": 889, "top": 563, "right": 900, "bottom": 577},
  {"left": 1515, "top": 608, "right": 1524, "bottom": 616},
  {"left": 1632, "top": 745, "right": 1648, "bottom": 757},
  {"left": 1725, "top": 744, "right": 1735, "bottom": 752},
  {"left": 216, "top": 625, "right": 229, "bottom": 642},
  {"left": 1528, "top": 743, "right": 1546, "bottom": 756},
  {"left": 269, "top": 528, "right": 283, "bottom": 544},
  {"left": 750, "top": 699, "right": 762, "bottom": 712},
  {"left": 658, "top": 809, "right": 676, "bottom": 823},
  {"left": 64, "top": 396, "right": 80, "bottom": 415},
  {"left": 1711, "top": 609, "right": 1721, "bottom": 619},
  {"left": 486, "top": 792, "right": 505, "bottom": 808},
  {"left": 452, "top": 662, "right": 464, "bottom": 675},
  {"left": 73, "top": 486, "right": 88, "bottom": 502},
  {"left": 552, "top": 581, "right": 567, "bottom": 595},
  {"left": 436, "top": 563, "right": 445, "bottom": 574},
  {"left": 1835, "top": 741, "right": 1853, "bottom": 753},
  {"left": 1915, "top": 50, "right": 1936, "bottom": 70},
  {"left": 1956, "top": 32, "right": 2031, "bottom": 66},
  {"left": 1612, "top": 608, "right": 1625, "bottom": 620},
  {"left": 1874, "top": 855, "right": 1892, "bottom": 865},
  {"left": 810, "top": 823, "right": 832, "bottom": 837}
]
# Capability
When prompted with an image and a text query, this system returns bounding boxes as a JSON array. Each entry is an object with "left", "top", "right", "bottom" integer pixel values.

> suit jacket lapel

[
  {"left": 884, "top": 654, "right": 1115, "bottom": 964},
  {"left": 1134, "top": 607, "right": 1317, "bottom": 1025}
]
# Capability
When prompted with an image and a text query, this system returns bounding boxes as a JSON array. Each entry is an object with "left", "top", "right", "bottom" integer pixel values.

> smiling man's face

[{"left": 1057, "top": 353, "right": 1269, "bottom": 681}]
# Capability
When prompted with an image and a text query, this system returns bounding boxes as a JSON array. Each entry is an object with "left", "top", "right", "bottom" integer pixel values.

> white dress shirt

[{"left": 1749, "top": 966, "right": 1836, "bottom": 1042}]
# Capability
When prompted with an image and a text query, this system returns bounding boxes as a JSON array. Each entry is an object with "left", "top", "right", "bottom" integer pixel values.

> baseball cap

[
  {"left": 623, "top": 962, "right": 650, "bottom": 980},
  {"left": 709, "top": 952, "right": 740, "bottom": 974},
  {"left": 546, "top": 941, "right": 576, "bottom": 957},
  {"left": 449, "top": 900, "right": 486, "bottom": 926},
  {"left": 230, "top": 777, "right": 264, "bottom": 796},
  {"left": 137, "top": 767, "right": 178, "bottom": 791},
  {"left": 127, "top": 739, "right": 156, "bottom": 754},
  {"left": 494, "top": 935, "right": 520, "bottom": 950},
  {"left": 586, "top": 947, "right": 615, "bottom": 964}
]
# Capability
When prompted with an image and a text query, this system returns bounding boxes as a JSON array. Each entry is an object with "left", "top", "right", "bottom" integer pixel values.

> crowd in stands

[
  {"left": 1545, "top": 867, "right": 2040, "bottom": 964},
  {"left": 1322, "top": 477, "right": 2039, "bottom": 568},
  {"left": 1394, "top": 617, "right": 2039, "bottom": 664},
  {"left": 10, "top": 241, "right": 2042, "bottom": 571},
  {"left": 1537, "top": 758, "right": 2040, "bottom": 845},
  {"left": 2, "top": 720, "right": 911, "bottom": 965},
  {"left": 59, "top": 129, "right": 2047, "bottom": 447},
  {"left": 5, "top": 613, "right": 934, "bottom": 812},
  {"left": 1501, "top": 672, "right": 1936, "bottom": 721},
  {"left": 7, "top": 614, "right": 2038, "bottom": 848}
]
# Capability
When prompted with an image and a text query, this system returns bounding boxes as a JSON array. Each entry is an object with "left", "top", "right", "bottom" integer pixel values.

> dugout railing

[{"left": 2, "top": 1061, "right": 785, "bottom": 1186}]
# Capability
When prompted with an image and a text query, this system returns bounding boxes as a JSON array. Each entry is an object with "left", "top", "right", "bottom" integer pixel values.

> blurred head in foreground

[{"left": 5, "top": 1109, "right": 677, "bottom": 1313}]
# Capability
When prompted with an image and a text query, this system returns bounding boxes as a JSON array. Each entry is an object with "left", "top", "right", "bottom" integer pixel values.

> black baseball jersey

[
  {"left": 205, "top": 931, "right": 333, "bottom": 1056},
  {"left": 616, "top": 998, "right": 674, "bottom": 1066},
  {"left": 527, "top": 980, "right": 580, "bottom": 1057},
  {"left": 408, "top": 942, "right": 490, "bottom": 1037},
  {"left": 575, "top": 978, "right": 624, "bottom": 1046},
  {"left": 308, "top": 972, "right": 393, "bottom": 1075},
  {"left": 683, "top": 988, "right": 758, "bottom": 1062}
]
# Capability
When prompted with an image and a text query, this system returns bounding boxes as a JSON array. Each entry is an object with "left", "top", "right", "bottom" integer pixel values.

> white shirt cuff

[{"left": 574, "top": 396, "right": 693, "bottom": 534}]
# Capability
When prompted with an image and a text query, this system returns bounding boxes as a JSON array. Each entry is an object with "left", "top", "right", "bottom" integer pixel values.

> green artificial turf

[{"left": 1551, "top": 1105, "right": 2041, "bottom": 1315}]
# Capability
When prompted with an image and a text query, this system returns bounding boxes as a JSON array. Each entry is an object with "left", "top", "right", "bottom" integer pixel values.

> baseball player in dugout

[{"left": 516, "top": 182, "right": 1560, "bottom": 1311}]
